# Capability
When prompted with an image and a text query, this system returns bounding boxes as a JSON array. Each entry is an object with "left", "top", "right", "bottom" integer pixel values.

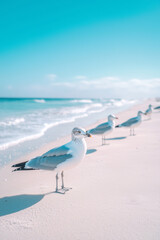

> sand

[{"left": 0, "top": 99, "right": 160, "bottom": 240}]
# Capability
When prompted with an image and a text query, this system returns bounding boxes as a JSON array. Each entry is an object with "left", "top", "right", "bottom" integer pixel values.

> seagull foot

[
  {"left": 61, "top": 187, "right": 72, "bottom": 192},
  {"left": 54, "top": 188, "right": 66, "bottom": 194},
  {"left": 54, "top": 187, "right": 72, "bottom": 194}
]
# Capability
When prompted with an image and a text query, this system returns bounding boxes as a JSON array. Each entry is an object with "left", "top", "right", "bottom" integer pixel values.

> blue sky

[{"left": 0, "top": 0, "right": 160, "bottom": 98}]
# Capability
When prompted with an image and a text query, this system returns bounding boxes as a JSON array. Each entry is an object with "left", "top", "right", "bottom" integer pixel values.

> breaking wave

[
  {"left": 0, "top": 118, "right": 25, "bottom": 126},
  {"left": 34, "top": 99, "right": 46, "bottom": 103}
]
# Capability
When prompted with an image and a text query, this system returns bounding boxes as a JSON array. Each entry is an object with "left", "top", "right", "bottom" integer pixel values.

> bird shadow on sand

[
  {"left": 105, "top": 136, "right": 127, "bottom": 141},
  {"left": 0, "top": 192, "right": 55, "bottom": 217},
  {"left": 86, "top": 149, "right": 97, "bottom": 155},
  {"left": 143, "top": 119, "right": 151, "bottom": 121}
]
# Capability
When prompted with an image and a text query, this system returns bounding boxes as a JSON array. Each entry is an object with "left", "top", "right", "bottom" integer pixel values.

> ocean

[{"left": 0, "top": 98, "right": 136, "bottom": 168}]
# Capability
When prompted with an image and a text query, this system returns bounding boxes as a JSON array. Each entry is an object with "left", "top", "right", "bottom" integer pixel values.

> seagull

[
  {"left": 144, "top": 104, "right": 153, "bottom": 119},
  {"left": 87, "top": 114, "right": 118, "bottom": 145},
  {"left": 154, "top": 106, "right": 160, "bottom": 110},
  {"left": 12, "top": 127, "right": 91, "bottom": 193},
  {"left": 116, "top": 111, "right": 144, "bottom": 136}
]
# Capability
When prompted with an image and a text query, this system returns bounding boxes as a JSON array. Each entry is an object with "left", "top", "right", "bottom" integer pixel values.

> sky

[{"left": 0, "top": 0, "right": 160, "bottom": 99}]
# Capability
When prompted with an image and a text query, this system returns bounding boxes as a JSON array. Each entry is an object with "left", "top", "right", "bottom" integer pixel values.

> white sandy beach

[{"left": 0, "top": 99, "right": 160, "bottom": 240}]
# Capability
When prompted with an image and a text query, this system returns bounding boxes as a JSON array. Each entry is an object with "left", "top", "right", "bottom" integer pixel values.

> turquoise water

[{"left": 0, "top": 98, "right": 136, "bottom": 167}]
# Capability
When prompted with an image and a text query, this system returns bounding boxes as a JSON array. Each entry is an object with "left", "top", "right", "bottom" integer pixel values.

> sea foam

[{"left": 0, "top": 118, "right": 25, "bottom": 126}]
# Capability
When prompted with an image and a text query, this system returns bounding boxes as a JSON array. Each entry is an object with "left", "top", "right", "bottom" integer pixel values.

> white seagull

[
  {"left": 154, "top": 106, "right": 160, "bottom": 110},
  {"left": 12, "top": 127, "right": 91, "bottom": 193},
  {"left": 144, "top": 104, "right": 153, "bottom": 119},
  {"left": 87, "top": 114, "right": 118, "bottom": 145},
  {"left": 116, "top": 111, "right": 144, "bottom": 136}
]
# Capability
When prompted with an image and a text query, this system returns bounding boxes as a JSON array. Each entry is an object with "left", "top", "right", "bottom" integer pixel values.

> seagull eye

[{"left": 73, "top": 130, "right": 81, "bottom": 135}]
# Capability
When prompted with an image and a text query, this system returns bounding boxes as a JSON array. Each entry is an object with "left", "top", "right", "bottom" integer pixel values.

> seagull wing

[
  {"left": 89, "top": 125, "right": 112, "bottom": 135},
  {"left": 95, "top": 122, "right": 110, "bottom": 129},
  {"left": 42, "top": 144, "right": 71, "bottom": 157},
  {"left": 26, "top": 143, "right": 73, "bottom": 170},
  {"left": 121, "top": 117, "right": 138, "bottom": 127}
]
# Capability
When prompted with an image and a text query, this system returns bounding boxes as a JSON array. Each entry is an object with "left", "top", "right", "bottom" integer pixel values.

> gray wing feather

[
  {"left": 89, "top": 125, "right": 112, "bottom": 135},
  {"left": 27, "top": 153, "right": 73, "bottom": 170},
  {"left": 42, "top": 144, "right": 70, "bottom": 157},
  {"left": 121, "top": 117, "right": 138, "bottom": 127},
  {"left": 95, "top": 122, "right": 110, "bottom": 129}
]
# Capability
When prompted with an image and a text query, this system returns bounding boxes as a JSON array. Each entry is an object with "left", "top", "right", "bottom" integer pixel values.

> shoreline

[
  {"left": 0, "top": 99, "right": 139, "bottom": 169},
  {"left": 0, "top": 98, "right": 138, "bottom": 169},
  {"left": 0, "top": 98, "right": 160, "bottom": 240}
]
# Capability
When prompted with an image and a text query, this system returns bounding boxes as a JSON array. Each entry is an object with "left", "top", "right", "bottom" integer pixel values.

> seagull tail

[{"left": 12, "top": 161, "right": 35, "bottom": 172}]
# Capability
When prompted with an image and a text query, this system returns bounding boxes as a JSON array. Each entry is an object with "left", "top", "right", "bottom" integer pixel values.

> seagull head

[
  {"left": 72, "top": 127, "right": 92, "bottom": 140},
  {"left": 137, "top": 111, "right": 144, "bottom": 116},
  {"left": 108, "top": 114, "right": 118, "bottom": 121}
]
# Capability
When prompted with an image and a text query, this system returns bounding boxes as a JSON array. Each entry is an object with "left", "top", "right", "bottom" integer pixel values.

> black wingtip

[
  {"left": 12, "top": 161, "right": 28, "bottom": 168},
  {"left": 12, "top": 167, "right": 21, "bottom": 172},
  {"left": 12, "top": 160, "right": 29, "bottom": 172},
  {"left": 115, "top": 125, "right": 120, "bottom": 128},
  {"left": 12, "top": 167, "right": 36, "bottom": 172}
]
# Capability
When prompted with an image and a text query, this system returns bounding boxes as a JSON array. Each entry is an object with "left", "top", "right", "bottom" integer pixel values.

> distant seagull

[
  {"left": 87, "top": 114, "right": 118, "bottom": 145},
  {"left": 116, "top": 111, "right": 144, "bottom": 136},
  {"left": 12, "top": 127, "right": 91, "bottom": 193},
  {"left": 154, "top": 106, "right": 160, "bottom": 110},
  {"left": 144, "top": 104, "right": 153, "bottom": 119}
]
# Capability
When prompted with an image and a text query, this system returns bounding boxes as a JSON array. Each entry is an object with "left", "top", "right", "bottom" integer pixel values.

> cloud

[
  {"left": 80, "top": 77, "right": 160, "bottom": 90},
  {"left": 79, "top": 76, "right": 120, "bottom": 89},
  {"left": 49, "top": 76, "right": 160, "bottom": 91},
  {"left": 75, "top": 75, "right": 87, "bottom": 80},
  {"left": 46, "top": 74, "right": 57, "bottom": 81},
  {"left": 42, "top": 75, "right": 160, "bottom": 98},
  {"left": 50, "top": 76, "right": 120, "bottom": 89},
  {"left": 129, "top": 78, "right": 160, "bottom": 88},
  {"left": 51, "top": 82, "right": 75, "bottom": 87}
]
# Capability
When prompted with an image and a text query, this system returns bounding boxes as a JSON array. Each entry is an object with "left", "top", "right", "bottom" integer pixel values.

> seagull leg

[
  {"left": 133, "top": 128, "right": 135, "bottom": 136},
  {"left": 56, "top": 173, "right": 59, "bottom": 192},
  {"left": 103, "top": 136, "right": 105, "bottom": 145},
  {"left": 61, "top": 171, "right": 72, "bottom": 192},
  {"left": 54, "top": 173, "right": 65, "bottom": 194},
  {"left": 61, "top": 171, "right": 64, "bottom": 189},
  {"left": 102, "top": 136, "right": 106, "bottom": 145},
  {"left": 130, "top": 129, "right": 132, "bottom": 136}
]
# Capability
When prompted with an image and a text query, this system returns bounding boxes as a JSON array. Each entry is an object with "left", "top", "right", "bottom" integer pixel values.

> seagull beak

[
  {"left": 86, "top": 133, "right": 92, "bottom": 137},
  {"left": 115, "top": 117, "right": 118, "bottom": 119}
]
